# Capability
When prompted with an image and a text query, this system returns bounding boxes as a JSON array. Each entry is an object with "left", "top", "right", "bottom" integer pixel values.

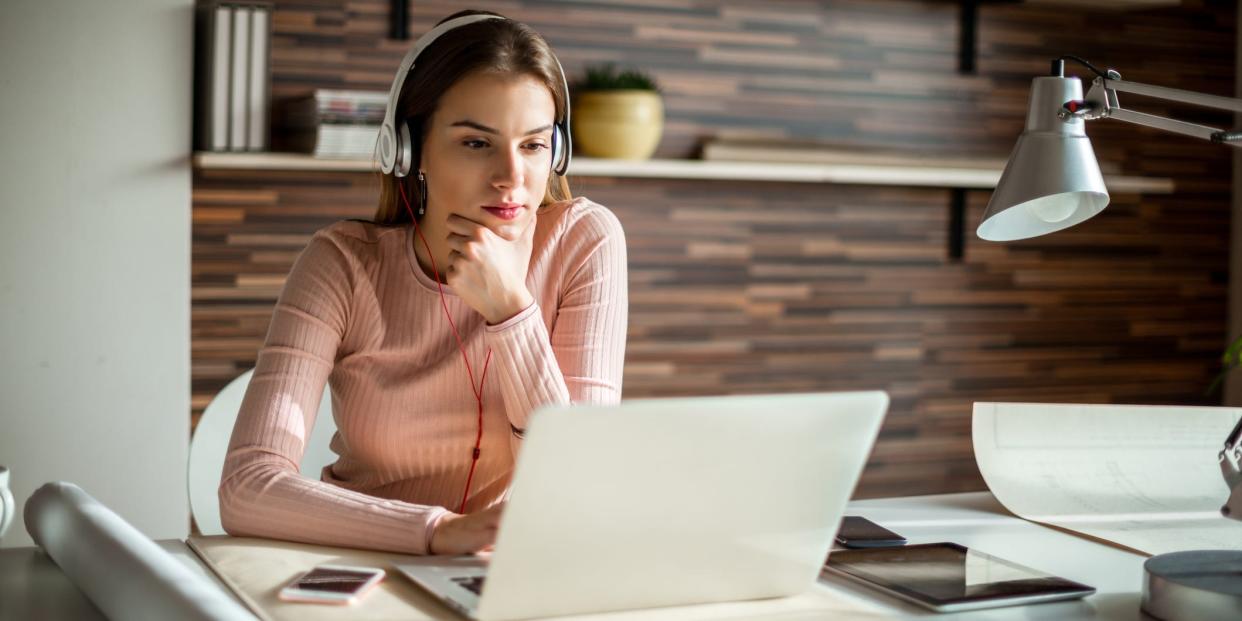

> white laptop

[{"left": 396, "top": 390, "right": 889, "bottom": 621}]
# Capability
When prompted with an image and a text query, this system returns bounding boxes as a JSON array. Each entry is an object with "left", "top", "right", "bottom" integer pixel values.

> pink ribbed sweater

[{"left": 219, "top": 197, "right": 628, "bottom": 555}]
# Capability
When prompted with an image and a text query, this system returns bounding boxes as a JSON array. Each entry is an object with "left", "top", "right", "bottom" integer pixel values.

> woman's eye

[
  {"left": 524, "top": 143, "right": 549, "bottom": 152},
  {"left": 462, "top": 139, "right": 489, "bottom": 149}
]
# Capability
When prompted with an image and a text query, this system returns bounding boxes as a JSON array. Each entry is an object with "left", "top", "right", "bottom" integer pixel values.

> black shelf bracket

[
  {"left": 949, "top": 188, "right": 967, "bottom": 262},
  {"left": 959, "top": 1, "right": 978, "bottom": 74},
  {"left": 390, "top": 0, "right": 409, "bottom": 40}
]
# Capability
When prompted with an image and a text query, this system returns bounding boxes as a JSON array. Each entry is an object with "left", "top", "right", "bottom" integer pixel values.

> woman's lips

[{"left": 482, "top": 205, "right": 522, "bottom": 221}]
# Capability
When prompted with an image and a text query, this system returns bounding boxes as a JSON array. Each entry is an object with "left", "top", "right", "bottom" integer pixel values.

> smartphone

[
  {"left": 835, "top": 516, "right": 907, "bottom": 548},
  {"left": 277, "top": 565, "right": 386, "bottom": 605},
  {"left": 824, "top": 542, "right": 1095, "bottom": 612}
]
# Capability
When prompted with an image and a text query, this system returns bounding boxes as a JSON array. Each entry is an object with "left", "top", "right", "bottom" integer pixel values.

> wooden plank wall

[{"left": 193, "top": 0, "right": 1235, "bottom": 498}]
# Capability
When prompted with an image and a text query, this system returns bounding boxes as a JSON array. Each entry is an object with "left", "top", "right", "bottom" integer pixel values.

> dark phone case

[{"left": 835, "top": 516, "right": 907, "bottom": 548}]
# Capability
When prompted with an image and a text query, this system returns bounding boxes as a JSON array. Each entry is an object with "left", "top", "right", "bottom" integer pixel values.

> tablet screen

[{"left": 825, "top": 543, "right": 1094, "bottom": 610}]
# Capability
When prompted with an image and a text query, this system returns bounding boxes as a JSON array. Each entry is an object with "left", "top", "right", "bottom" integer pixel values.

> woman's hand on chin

[{"left": 444, "top": 213, "right": 536, "bottom": 324}]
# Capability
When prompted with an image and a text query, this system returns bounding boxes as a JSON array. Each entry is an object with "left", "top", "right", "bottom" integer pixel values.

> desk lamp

[{"left": 978, "top": 56, "right": 1242, "bottom": 621}]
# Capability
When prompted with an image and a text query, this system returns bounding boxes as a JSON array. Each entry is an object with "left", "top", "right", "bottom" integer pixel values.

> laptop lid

[{"left": 476, "top": 390, "right": 889, "bottom": 621}]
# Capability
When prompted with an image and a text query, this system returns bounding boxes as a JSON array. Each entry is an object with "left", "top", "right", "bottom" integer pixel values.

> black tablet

[{"left": 824, "top": 542, "right": 1095, "bottom": 612}]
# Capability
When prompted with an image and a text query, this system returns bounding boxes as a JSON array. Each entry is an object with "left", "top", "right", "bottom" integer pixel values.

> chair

[{"left": 187, "top": 369, "right": 337, "bottom": 536}]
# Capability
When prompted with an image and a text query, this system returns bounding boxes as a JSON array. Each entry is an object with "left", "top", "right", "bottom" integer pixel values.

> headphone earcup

[
  {"left": 551, "top": 123, "right": 568, "bottom": 176},
  {"left": 379, "top": 121, "right": 397, "bottom": 175},
  {"left": 550, "top": 125, "right": 562, "bottom": 172},
  {"left": 394, "top": 121, "right": 413, "bottom": 178}
]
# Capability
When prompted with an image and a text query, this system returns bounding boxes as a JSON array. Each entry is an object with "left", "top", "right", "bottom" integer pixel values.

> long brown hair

[{"left": 373, "top": 10, "right": 572, "bottom": 225}]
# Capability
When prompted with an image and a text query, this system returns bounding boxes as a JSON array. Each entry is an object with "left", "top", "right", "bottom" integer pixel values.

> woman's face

[{"left": 418, "top": 70, "right": 556, "bottom": 239}]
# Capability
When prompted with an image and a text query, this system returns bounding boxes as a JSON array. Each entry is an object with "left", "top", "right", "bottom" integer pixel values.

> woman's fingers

[
  {"left": 444, "top": 213, "right": 525, "bottom": 243},
  {"left": 445, "top": 234, "right": 477, "bottom": 259},
  {"left": 445, "top": 214, "right": 486, "bottom": 237},
  {"left": 428, "top": 502, "right": 509, "bottom": 554},
  {"left": 430, "top": 510, "right": 501, "bottom": 555},
  {"left": 481, "top": 502, "right": 505, "bottom": 525}
]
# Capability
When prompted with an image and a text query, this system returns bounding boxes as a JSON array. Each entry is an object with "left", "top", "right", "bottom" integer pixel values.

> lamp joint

[{"left": 1210, "top": 130, "right": 1242, "bottom": 144}]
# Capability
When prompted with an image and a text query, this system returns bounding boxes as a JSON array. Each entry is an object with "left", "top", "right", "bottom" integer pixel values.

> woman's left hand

[{"left": 444, "top": 213, "right": 536, "bottom": 324}]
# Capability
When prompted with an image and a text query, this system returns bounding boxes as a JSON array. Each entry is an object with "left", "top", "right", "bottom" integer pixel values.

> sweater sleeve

[
  {"left": 218, "top": 229, "right": 448, "bottom": 555},
  {"left": 484, "top": 204, "right": 629, "bottom": 445}
]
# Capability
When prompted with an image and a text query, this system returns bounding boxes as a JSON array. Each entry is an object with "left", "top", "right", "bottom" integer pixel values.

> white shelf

[
  {"left": 193, "top": 151, "right": 382, "bottom": 172},
  {"left": 192, "top": 151, "right": 1175, "bottom": 194}
]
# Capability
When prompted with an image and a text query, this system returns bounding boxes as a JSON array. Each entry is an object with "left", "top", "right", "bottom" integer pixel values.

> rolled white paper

[{"left": 24, "top": 482, "right": 255, "bottom": 621}]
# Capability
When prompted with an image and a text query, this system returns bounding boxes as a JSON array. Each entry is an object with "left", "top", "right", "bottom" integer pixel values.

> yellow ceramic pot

[{"left": 571, "top": 90, "right": 664, "bottom": 160}]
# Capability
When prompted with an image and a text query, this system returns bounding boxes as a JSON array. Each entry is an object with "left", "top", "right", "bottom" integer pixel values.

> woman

[{"left": 219, "top": 10, "right": 628, "bottom": 556}]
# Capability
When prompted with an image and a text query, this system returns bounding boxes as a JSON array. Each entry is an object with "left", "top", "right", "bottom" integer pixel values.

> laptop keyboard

[{"left": 451, "top": 575, "right": 486, "bottom": 595}]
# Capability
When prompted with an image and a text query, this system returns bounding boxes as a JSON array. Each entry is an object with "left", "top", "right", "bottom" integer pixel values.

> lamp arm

[
  {"left": 1072, "top": 76, "right": 1242, "bottom": 145},
  {"left": 1107, "top": 78, "right": 1242, "bottom": 113},
  {"left": 1105, "top": 107, "right": 1230, "bottom": 143}
]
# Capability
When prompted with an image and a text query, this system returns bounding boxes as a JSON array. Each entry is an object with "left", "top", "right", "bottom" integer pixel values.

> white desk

[{"left": 0, "top": 492, "right": 1154, "bottom": 620}]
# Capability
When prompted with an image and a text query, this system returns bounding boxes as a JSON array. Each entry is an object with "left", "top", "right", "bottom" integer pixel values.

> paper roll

[{"left": 24, "top": 482, "right": 255, "bottom": 621}]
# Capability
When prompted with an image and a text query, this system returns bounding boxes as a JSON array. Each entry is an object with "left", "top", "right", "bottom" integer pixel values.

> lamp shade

[{"left": 977, "top": 76, "right": 1110, "bottom": 241}]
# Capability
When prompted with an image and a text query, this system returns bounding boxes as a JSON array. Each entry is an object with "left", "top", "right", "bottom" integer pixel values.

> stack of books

[
  {"left": 274, "top": 90, "right": 388, "bottom": 159},
  {"left": 194, "top": 1, "right": 273, "bottom": 152}
]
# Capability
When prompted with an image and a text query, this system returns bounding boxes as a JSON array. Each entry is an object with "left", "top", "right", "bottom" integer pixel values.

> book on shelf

[
  {"left": 193, "top": 1, "right": 272, "bottom": 152},
  {"left": 228, "top": 5, "right": 250, "bottom": 150},
  {"left": 279, "top": 90, "right": 388, "bottom": 128},
  {"left": 273, "top": 124, "right": 380, "bottom": 159},
  {"left": 247, "top": 5, "right": 271, "bottom": 150},
  {"left": 272, "top": 89, "right": 387, "bottom": 158},
  {"left": 193, "top": 3, "right": 231, "bottom": 151}
]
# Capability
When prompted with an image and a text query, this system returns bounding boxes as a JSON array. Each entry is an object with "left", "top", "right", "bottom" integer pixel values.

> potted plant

[{"left": 572, "top": 64, "right": 663, "bottom": 160}]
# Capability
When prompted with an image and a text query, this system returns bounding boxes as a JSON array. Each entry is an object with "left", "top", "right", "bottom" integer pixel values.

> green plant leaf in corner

[{"left": 1207, "top": 333, "right": 1242, "bottom": 396}]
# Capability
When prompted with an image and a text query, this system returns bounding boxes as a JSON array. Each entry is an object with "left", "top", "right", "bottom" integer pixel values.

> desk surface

[
  {"left": 0, "top": 492, "right": 1154, "bottom": 620},
  {"left": 0, "top": 539, "right": 234, "bottom": 620}
]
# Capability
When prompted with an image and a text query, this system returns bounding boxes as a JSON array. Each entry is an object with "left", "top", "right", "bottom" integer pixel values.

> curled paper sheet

[
  {"left": 24, "top": 482, "right": 255, "bottom": 621},
  {"left": 973, "top": 402, "right": 1242, "bottom": 556}
]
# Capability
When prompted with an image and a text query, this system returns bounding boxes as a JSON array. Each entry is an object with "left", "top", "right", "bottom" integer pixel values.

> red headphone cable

[{"left": 398, "top": 179, "right": 492, "bottom": 515}]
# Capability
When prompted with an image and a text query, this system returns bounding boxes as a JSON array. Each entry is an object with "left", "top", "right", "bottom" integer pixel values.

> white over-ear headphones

[{"left": 377, "top": 14, "right": 572, "bottom": 179}]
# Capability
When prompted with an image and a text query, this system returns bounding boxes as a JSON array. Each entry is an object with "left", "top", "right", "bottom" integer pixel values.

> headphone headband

[{"left": 378, "top": 14, "right": 572, "bottom": 178}]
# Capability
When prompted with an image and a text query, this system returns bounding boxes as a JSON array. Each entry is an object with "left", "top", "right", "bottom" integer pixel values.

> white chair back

[{"left": 187, "top": 369, "right": 337, "bottom": 535}]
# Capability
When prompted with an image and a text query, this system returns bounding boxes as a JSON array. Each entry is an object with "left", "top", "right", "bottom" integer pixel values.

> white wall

[{"left": 0, "top": 0, "right": 193, "bottom": 547}]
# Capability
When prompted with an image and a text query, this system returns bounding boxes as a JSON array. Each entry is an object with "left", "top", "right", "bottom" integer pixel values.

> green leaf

[
  {"left": 578, "top": 63, "right": 659, "bottom": 92},
  {"left": 1224, "top": 333, "right": 1242, "bottom": 366},
  {"left": 1207, "top": 334, "right": 1242, "bottom": 396}
]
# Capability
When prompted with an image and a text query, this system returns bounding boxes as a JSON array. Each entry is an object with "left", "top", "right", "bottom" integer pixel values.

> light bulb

[{"left": 1029, "top": 197, "right": 1078, "bottom": 223}]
